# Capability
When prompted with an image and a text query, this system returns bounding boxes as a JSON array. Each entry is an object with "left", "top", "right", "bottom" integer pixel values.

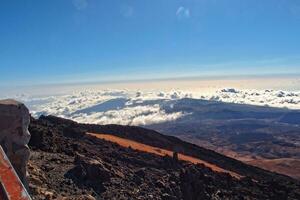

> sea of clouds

[{"left": 14, "top": 88, "right": 300, "bottom": 126}]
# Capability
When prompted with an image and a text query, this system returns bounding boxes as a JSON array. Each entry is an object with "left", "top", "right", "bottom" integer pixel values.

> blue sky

[{"left": 1, "top": 0, "right": 300, "bottom": 86}]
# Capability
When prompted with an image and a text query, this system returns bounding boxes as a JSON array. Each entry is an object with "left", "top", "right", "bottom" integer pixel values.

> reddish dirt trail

[{"left": 87, "top": 133, "right": 242, "bottom": 179}]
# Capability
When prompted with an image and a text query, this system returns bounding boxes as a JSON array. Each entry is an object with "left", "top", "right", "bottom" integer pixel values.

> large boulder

[
  {"left": 66, "top": 153, "right": 111, "bottom": 194},
  {"left": 74, "top": 154, "right": 111, "bottom": 182},
  {"left": 0, "top": 99, "right": 31, "bottom": 187}
]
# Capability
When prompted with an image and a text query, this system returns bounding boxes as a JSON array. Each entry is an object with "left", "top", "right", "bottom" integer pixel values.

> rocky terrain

[{"left": 27, "top": 115, "right": 300, "bottom": 199}]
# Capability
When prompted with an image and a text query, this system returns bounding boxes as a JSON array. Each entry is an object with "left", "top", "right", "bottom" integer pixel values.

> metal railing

[{"left": 0, "top": 146, "right": 31, "bottom": 200}]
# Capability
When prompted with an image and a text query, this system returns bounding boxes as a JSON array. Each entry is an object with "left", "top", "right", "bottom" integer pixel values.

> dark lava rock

[
  {"left": 74, "top": 154, "right": 110, "bottom": 182},
  {"left": 27, "top": 116, "right": 300, "bottom": 200},
  {"left": 134, "top": 167, "right": 146, "bottom": 178},
  {"left": 65, "top": 153, "right": 111, "bottom": 194},
  {"left": 73, "top": 153, "right": 111, "bottom": 182}
]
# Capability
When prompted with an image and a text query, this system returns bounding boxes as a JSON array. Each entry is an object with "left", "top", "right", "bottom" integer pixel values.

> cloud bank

[{"left": 18, "top": 88, "right": 300, "bottom": 126}]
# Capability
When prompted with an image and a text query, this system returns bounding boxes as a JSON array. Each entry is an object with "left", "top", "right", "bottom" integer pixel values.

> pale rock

[{"left": 0, "top": 99, "right": 31, "bottom": 188}]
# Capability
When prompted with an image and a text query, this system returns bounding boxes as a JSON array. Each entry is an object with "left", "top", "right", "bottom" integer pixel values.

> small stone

[{"left": 45, "top": 191, "right": 54, "bottom": 200}]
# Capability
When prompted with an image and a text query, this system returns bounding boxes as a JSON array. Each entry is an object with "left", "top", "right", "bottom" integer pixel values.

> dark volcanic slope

[
  {"left": 28, "top": 116, "right": 300, "bottom": 200},
  {"left": 42, "top": 115, "right": 296, "bottom": 182}
]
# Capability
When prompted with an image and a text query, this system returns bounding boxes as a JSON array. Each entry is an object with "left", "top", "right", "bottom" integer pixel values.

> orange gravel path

[{"left": 87, "top": 133, "right": 242, "bottom": 179}]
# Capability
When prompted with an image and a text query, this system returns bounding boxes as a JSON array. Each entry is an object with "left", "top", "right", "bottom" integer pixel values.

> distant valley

[{"left": 145, "top": 98, "right": 300, "bottom": 179}]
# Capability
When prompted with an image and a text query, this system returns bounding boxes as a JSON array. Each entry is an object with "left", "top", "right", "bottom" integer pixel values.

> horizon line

[{"left": 1, "top": 73, "right": 300, "bottom": 89}]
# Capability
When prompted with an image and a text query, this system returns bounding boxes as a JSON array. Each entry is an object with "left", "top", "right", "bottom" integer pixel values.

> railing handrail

[{"left": 0, "top": 145, "right": 31, "bottom": 200}]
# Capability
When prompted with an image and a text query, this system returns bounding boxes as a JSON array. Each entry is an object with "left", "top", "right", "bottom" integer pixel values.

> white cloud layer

[
  {"left": 15, "top": 88, "right": 300, "bottom": 126},
  {"left": 72, "top": 104, "right": 184, "bottom": 126}
]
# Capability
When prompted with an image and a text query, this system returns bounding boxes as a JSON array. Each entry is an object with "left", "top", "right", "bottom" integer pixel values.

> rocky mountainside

[{"left": 27, "top": 115, "right": 300, "bottom": 200}]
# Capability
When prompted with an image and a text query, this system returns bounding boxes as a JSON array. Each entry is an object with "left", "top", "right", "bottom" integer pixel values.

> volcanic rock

[{"left": 27, "top": 115, "right": 300, "bottom": 199}]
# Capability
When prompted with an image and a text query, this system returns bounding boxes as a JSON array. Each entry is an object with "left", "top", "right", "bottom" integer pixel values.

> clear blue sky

[{"left": 1, "top": 0, "right": 300, "bottom": 86}]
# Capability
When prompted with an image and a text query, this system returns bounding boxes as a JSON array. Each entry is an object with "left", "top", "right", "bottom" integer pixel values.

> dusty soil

[{"left": 246, "top": 158, "right": 300, "bottom": 180}]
